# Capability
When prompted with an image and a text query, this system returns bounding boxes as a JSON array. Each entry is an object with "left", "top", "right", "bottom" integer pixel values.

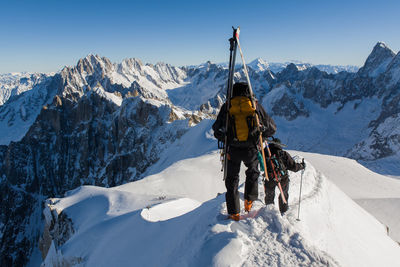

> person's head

[
  {"left": 232, "top": 82, "right": 250, "bottom": 97},
  {"left": 268, "top": 138, "right": 283, "bottom": 154},
  {"left": 268, "top": 142, "right": 281, "bottom": 154}
]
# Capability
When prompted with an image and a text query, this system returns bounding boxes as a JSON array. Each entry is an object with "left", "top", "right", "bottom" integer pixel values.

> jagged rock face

[
  {"left": 0, "top": 173, "right": 41, "bottom": 267},
  {"left": 0, "top": 55, "right": 203, "bottom": 266},
  {"left": 345, "top": 47, "right": 400, "bottom": 161},
  {"left": 358, "top": 42, "right": 396, "bottom": 78},
  {"left": 271, "top": 92, "right": 309, "bottom": 121},
  {"left": 348, "top": 88, "right": 400, "bottom": 161},
  {"left": 0, "top": 91, "right": 192, "bottom": 266},
  {"left": 56, "top": 54, "right": 187, "bottom": 105},
  {"left": 39, "top": 198, "right": 75, "bottom": 263}
]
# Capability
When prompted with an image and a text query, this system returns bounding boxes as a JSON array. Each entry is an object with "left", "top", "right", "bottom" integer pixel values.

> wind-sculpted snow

[
  {"left": 241, "top": 208, "right": 338, "bottom": 267},
  {"left": 40, "top": 153, "right": 400, "bottom": 267},
  {"left": 295, "top": 151, "right": 400, "bottom": 244}
]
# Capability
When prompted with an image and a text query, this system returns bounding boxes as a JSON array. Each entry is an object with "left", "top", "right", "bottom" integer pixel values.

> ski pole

[{"left": 296, "top": 159, "right": 305, "bottom": 221}]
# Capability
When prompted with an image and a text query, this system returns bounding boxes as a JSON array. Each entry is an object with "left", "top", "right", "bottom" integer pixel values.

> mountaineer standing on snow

[
  {"left": 264, "top": 138, "right": 305, "bottom": 215},
  {"left": 212, "top": 82, "right": 276, "bottom": 221}
]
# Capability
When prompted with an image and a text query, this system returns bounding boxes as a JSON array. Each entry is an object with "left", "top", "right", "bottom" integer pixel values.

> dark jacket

[
  {"left": 212, "top": 101, "right": 276, "bottom": 147},
  {"left": 267, "top": 143, "right": 304, "bottom": 180}
]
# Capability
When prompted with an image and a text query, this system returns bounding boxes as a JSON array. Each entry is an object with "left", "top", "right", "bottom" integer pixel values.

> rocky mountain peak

[
  {"left": 76, "top": 54, "right": 113, "bottom": 75},
  {"left": 248, "top": 58, "right": 269, "bottom": 72},
  {"left": 276, "top": 63, "right": 301, "bottom": 81},
  {"left": 286, "top": 63, "right": 300, "bottom": 72},
  {"left": 381, "top": 51, "right": 400, "bottom": 87},
  {"left": 386, "top": 51, "right": 400, "bottom": 72},
  {"left": 120, "top": 58, "right": 144, "bottom": 71},
  {"left": 375, "top": 42, "right": 390, "bottom": 50},
  {"left": 358, "top": 42, "right": 396, "bottom": 78}
]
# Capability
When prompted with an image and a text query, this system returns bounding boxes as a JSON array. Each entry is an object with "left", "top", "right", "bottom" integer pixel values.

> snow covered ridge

[
  {"left": 0, "top": 72, "right": 54, "bottom": 105},
  {"left": 40, "top": 152, "right": 400, "bottom": 267},
  {"left": 0, "top": 72, "right": 56, "bottom": 145},
  {"left": 297, "top": 151, "right": 400, "bottom": 243}
]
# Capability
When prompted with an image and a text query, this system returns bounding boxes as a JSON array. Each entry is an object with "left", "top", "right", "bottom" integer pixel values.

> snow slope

[
  {"left": 0, "top": 72, "right": 52, "bottom": 105},
  {"left": 42, "top": 149, "right": 400, "bottom": 267},
  {"left": 296, "top": 151, "right": 400, "bottom": 243},
  {"left": 262, "top": 87, "right": 381, "bottom": 156}
]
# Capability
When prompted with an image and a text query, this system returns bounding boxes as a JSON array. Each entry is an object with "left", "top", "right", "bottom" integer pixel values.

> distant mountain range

[
  {"left": 213, "top": 58, "right": 359, "bottom": 74},
  {"left": 247, "top": 58, "right": 359, "bottom": 74},
  {"left": 0, "top": 59, "right": 359, "bottom": 107},
  {"left": 0, "top": 41, "right": 399, "bottom": 266}
]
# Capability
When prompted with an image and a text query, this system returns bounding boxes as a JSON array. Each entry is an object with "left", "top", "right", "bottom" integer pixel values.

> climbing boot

[
  {"left": 228, "top": 213, "right": 240, "bottom": 221},
  {"left": 244, "top": 199, "right": 253, "bottom": 212}
]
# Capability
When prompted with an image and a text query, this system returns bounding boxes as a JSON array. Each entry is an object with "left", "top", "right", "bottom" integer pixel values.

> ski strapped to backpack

[
  {"left": 264, "top": 144, "right": 288, "bottom": 204},
  {"left": 220, "top": 27, "right": 238, "bottom": 181},
  {"left": 235, "top": 26, "right": 287, "bottom": 204},
  {"left": 266, "top": 150, "right": 288, "bottom": 182}
]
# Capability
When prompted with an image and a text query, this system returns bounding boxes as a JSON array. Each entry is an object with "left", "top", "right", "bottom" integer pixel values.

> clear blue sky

[{"left": 1, "top": 0, "right": 400, "bottom": 73}]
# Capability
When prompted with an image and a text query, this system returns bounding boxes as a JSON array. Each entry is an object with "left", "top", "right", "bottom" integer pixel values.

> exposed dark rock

[{"left": 0, "top": 87, "right": 190, "bottom": 266}]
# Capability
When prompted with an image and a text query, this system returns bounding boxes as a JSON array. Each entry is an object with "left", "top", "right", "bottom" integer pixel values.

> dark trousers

[
  {"left": 225, "top": 146, "right": 260, "bottom": 215},
  {"left": 264, "top": 175, "right": 289, "bottom": 213}
]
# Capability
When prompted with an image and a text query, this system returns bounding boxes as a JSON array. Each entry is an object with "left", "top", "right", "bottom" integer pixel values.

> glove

[
  {"left": 300, "top": 159, "right": 306, "bottom": 170},
  {"left": 259, "top": 125, "right": 269, "bottom": 138},
  {"left": 214, "top": 127, "right": 226, "bottom": 141},
  {"left": 272, "top": 137, "right": 282, "bottom": 144},
  {"left": 260, "top": 125, "right": 276, "bottom": 138},
  {"left": 259, "top": 125, "right": 267, "bottom": 133}
]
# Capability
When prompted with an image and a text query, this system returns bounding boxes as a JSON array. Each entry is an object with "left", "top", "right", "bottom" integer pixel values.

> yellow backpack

[{"left": 229, "top": 96, "right": 256, "bottom": 142}]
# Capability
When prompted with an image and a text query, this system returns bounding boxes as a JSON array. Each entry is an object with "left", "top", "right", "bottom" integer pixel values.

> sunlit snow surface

[
  {"left": 42, "top": 151, "right": 400, "bottom": 267},
  {"left": 297, "top": 151, "right": 400, "bottom": 243}
]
